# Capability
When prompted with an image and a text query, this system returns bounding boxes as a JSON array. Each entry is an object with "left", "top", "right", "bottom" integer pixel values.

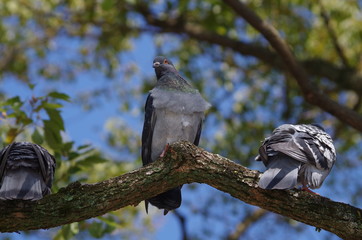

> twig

[
  {"left": 173, "top": 210, "right": 189, "bottom": 240},
  {"left": 227, "top": 208, "right": 267, "bottom": 240},
  {"left": 318, "top": 0, "right": 350, "bottom": 68}
]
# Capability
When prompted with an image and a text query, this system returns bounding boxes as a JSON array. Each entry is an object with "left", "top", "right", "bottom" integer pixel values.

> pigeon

[
  {"left": 0, "top": 142, "right": 56, "bottom": 200},
  {"left": 142, "top": 56, "right": 211, "bottom": 215},
  {"left": 255, "top": 124, "right": 336, "bottom": 190}
]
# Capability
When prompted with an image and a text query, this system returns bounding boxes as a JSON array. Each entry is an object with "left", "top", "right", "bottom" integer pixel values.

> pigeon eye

[{"left": 163, "top": 59, "right": 169, "bottom": 64}]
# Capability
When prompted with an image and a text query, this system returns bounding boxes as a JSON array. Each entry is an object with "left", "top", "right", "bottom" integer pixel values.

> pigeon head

[{"left": 153, "top": 56, "right": 177, "bottom": 79}]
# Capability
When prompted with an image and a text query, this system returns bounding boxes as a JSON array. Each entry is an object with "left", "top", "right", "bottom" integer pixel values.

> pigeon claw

[
  {"left": 301, "top": 187, "right": 320, "bottom": 195},
  {"left": 160, "top": 144, "right": 170, "bottom": 158}
]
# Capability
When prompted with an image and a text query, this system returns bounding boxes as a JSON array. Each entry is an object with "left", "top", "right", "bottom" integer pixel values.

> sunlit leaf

[
  {"left": 48, "top": 92, "right": 71, "bottom": 102},
  {"left": 43, "top": 103, "right": 64, "bottom": 109},
  {"left": 5, "top": 128, "right": 18, "bottom": 144},
  {"left": 3, "top": 96, "right": 22, "bottom": 106}
]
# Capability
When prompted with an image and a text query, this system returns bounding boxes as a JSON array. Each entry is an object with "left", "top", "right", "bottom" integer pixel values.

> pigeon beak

[{"left": 153, "top": 62, "right": 160, "bottom": 68}]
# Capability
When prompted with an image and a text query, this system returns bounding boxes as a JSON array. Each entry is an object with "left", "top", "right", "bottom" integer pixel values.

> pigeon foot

[
  {"left": 301, "top": 187, "right": 319, "bottom": 195},
  {"left": 160, "top": 143, "right": 170, "bottom": 158}
]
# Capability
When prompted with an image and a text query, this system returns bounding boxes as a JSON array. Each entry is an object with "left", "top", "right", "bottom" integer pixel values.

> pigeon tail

[
  {"left": 258, "top": 154, "right": 301, "bottom": 190},
  {"left": 147, "top": 186, "right": 182, "bottom": 214},
  {"left": 0, "top": 168, "right": 45, "bottom": 200}
]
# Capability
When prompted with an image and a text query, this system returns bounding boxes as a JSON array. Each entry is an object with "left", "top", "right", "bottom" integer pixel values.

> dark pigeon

[
  {"left": 142, "top": 56, "right": 211, "bottom": 215},
  {"left": 255, "top": 124, "right": 336, "bottom": 190},
  {"left": 0, "top": 142, "right": 56, "bottom": 200}
]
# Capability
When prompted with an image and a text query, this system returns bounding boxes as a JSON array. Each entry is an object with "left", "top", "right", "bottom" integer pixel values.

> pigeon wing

[
  {"left": 0, "top": 143, "right": 13, "bottom": 185},
  {"left": 141, "top": 94, "right": 157, "bottom": 166},
  {"left": 266, "top": 125, "right": 313, "bottom": 164},
  {"left": 193, "top": 121, "right": 203, "bottom": 146}
]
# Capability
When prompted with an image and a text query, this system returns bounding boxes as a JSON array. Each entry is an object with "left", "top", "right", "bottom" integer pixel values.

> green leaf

[
  {"left": 5, "top": 128, "right": 19, "bottom": 144},
  {"left": 69, "top": 222, "right": 79, "bottom": 235},
  {"left": 101, "top": 0, "right": 113, "bottom": 10},
  {"left": 43, "top": 102, "right": 63, "bottom": 109},
  {"left": 98, "top": 216, "right": 121, "bottom": 228},
  {"left": 68, "top": 152, "right": 80, "bottom": 160},
  {"left": 45, "top": 108, "right": 65, "bottom": 130},
  {"left": 69, "top": 166, "right": 82, "bottom": 174},
  {"left": 44, "top": 120, "right": 62, "bottom": 150},
  {"left": 18, "top": 114, "right": 33, "bottom": 126},
  {"left": 77, "top": 144, "right": 92, "bottom": 150},
  {"left": 76, "top": 155, "right": 108, "bottom": 167},
  {"left": 28, "top": 83, "right": 36, "bottom": 90},
  {"left": 88, "top": 221, "right": 114, "bottom": 238},
  {"left": 61, "top": 141, "right": 74, "bottom": 154},
  {"left": 54, "top": 224, "right": 77, "bottom": 240},
  {"left": 48, "top": 92, "right": 71, "bottom": 102},
  {"left": 31, "top": 128, "right": 43, "bottom": 144},
  {"left": 3, "top": 96, "right": 22, "bottom": 106}
]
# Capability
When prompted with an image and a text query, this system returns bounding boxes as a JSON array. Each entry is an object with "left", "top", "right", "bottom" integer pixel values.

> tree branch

[
  {"left": 130, "top": 3, "right": 362, "bottom": 94},
  {"left": 223, "top": 0, "right": 362, "bottom": 132},
  {"left": 0, "top": 141, "right": 360, "bottom": 240},
  {"left": 318, "top": 0, "right": 350, "bottom": 68},
  {"left": 174, "top": 210, "right": 189, "bottom": 240}
]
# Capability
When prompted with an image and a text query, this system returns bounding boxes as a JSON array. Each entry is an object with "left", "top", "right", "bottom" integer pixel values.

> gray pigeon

[
  {"left": 0, "top": 142, "right": 56, "bottom": 200},
  {"left": 142, "top": 56, "right": 211, "bottom": 215},
  {"left": 255, "top": 124, "right": 336, "bottom": 190}
]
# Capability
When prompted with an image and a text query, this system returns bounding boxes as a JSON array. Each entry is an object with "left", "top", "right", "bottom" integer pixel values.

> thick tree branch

[
  {"left": 223, "top": 0, "right": 362, "bottom": 132},
  {"left": 0, "top": 141, "right": 360, "bottom": 240}
]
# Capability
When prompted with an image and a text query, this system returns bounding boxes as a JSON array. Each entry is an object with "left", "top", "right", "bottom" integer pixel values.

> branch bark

[
  {"left": 0, "top": 141, "right": 361, "bottom": 240},
  {"left": 223, "top": 0, "right": 362, "bottom": 132}
]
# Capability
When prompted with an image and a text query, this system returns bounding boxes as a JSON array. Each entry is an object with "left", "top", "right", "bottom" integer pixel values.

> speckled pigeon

[
  {"left": 142, "top": 56, "right": 211, "bottom": 215},
  {"left": 255, "top": 124, "right": 336, "bottom": 190},
  {"left": 0, "top": 142, "right": 56, "bottom": 200}
]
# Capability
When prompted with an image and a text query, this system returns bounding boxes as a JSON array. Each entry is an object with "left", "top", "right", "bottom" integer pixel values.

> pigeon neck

[
  {"left": 156, "top": 72, "right": 197, "bottom": 93},
  {"left": 155, "top": 67, "right": 178, "bottom": 79}
]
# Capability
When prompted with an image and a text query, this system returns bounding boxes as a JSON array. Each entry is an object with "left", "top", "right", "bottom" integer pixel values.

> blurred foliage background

[{"left": 0, "top": 0, "right": 362, "bottom": 239}]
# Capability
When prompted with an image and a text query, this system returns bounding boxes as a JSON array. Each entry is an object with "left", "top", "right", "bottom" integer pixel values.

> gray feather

[
  {"left": 150, "top": 88, "right": 211, "bottom": 114},
  {"left": 0, "top": 169, "right": 44, "bottom": 200},
  {"left": 151, "top": 108, "right": 205, "bottom": 161},
  {"left": 0, "top": 142, "right": 56, "bottom": 200},
  {"left": 258, "top": 154, "right": 300, "bottom": 189},
  {"left": 256, "top": 124, "right": 336, "bottom": 190},
  {"left": 299, "top": 164, "right": 329, "bottom": 189}
]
